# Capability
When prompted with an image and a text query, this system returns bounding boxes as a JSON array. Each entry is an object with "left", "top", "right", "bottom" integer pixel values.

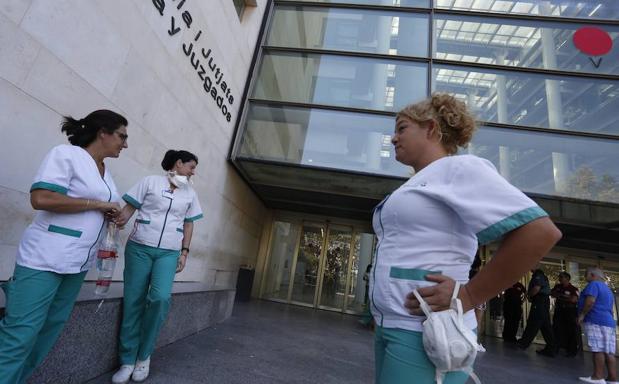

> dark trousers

[
  {"left": 519, "top": 295, "right": 555, "bottom": 350},
  {"left": 553, "top": 306, "right": 578, "bottom": 355},
  {"left": 502, "top": 305, "right": 522, "bottom": 342}
]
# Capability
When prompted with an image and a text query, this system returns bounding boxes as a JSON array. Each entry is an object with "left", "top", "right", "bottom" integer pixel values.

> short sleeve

[
  {"left": 444, "top": 156, "right": 548, "bottom": 245},
  {"left": 582, "top": 282, "right": 600, "bottom": 299},
  {"left": 122, "top": 177, "right": 151, "bottom": 209},
  {"left": 30, "top": 145, "right": 74, "bottom": 195},
  {"left": 184, "top": 191, "right": 203, "bottom": 222}
]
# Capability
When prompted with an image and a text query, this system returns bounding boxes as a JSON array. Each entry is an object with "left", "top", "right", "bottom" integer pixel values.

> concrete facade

[{"left": 0, "top": 0, "right": 268, "bottom": 288}]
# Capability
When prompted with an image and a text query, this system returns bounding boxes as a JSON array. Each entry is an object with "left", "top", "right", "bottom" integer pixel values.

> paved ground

[{"left": 87, "top": 300, "right": 600, "bottom": 384}]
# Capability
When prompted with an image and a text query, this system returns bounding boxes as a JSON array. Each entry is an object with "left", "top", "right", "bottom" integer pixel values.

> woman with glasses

[
  {"left": 112, "top": 150, "right": 203, "bottom": 384},
  {"left": 0, "top": 110, "right": 128, "bottom": 383}
]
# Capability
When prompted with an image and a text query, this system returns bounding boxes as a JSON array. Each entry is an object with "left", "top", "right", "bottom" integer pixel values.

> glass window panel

[
  {"left": 268, "top": 6, "right": 429, "bottom": 58},
  {"left": 434, "top": 14, "right": 619, "bottom": 75},
  {"left": 465, "top": 126, "right": 619, "bottom": 204},
  {"left": 435, "top": 0, "right": 619, "bottom": 20},
  {"left": 277, "top": 0, "right": 430, "bottom": 7},
  {"left": 253, "top": 52, "right": 427, "bottom": 112},
  {"left": 434, "top": 64, "right": 619, "bottom": 135},
  {"left": 239, "top": 103, "right": 410, "bottom": 177}
]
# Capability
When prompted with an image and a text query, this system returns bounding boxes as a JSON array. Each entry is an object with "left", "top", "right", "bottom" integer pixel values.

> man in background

[
  {"left": 518, "top": 267, "right": 556, "bottom": 357},
  {"left": 551, "top": 272, "right": 579, "bottom": 357}
]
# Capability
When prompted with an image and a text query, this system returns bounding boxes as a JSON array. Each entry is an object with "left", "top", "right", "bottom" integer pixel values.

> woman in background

[{"left": 112, "top": 150, "right": 203, "bottom": 384}]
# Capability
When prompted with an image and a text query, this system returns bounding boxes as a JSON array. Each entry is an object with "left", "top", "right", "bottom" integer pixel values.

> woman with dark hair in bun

[
  {"left": 112, "top": 150, "right": 203, "bottom": 383},
  {"left": 369, "top": 93, "right": 562, "bottom": 383},
  {"left": 0, "top": 109, "right": 128, "bottom": 383}
]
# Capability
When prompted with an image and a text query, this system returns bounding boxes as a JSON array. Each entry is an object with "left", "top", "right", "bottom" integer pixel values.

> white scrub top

[
  {"left": 123, "top": 175, "right": 203, "bottom": 251},
  {"left": 370, "top": 155, "right": 548, "bottom": 332},
  {"left": 16, "top": 144, "right": 120, "bottom": 274}
]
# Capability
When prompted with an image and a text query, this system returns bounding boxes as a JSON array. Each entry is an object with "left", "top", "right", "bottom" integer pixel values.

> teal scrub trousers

[
  {"left": 0, "top": 264, "right": 86, "bottom": 384},
  {"left": 119, "top": 240, "right": 179, "bottom": 365},
  {"left": 374, "top": 326, "right": 472, "bottom": 384}
]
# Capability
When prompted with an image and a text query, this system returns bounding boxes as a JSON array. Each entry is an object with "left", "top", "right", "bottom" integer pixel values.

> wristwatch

[{"left": 181, "top": 247, "right": 190, "bottom": 254}]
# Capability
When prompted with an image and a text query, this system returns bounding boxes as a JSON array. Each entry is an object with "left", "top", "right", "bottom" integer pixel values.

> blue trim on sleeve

[
  {"left": 477, "top": 206, "right": 548, "bottom": 245},
  {"left": 30, "top": 182, "right": 68, "bottom": 195},
  {"left": 122, "top": 194, "right": 142, "bottom": 209},
  {"left": 184, "top": 213, "right": 204, "bottom": 222}
]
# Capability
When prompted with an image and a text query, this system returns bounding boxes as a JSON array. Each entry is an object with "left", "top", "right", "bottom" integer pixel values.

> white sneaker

[
  {"left": 478, "top": 344, "right": 486, "bottom": 353},
  {"left": 132, "top": 357, "right": 150, "bottom": 382},
  {"left": 111, "top": 365, "right": 134, "bottom": 384},
  {"left": 579, "top": 377, "right": 606, "bottom": 384}
]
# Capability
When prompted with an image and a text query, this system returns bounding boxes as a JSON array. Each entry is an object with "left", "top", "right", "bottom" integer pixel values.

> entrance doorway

[{"left": 261, "top": 218, "right": 375, "bottom": 314}]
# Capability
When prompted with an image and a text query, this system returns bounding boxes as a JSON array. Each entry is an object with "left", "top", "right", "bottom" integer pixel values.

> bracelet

[{"left": 181, "top": 247, "right": 190, "bottom": 254}]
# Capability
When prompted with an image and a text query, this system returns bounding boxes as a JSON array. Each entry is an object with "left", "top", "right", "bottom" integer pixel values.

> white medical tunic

[
  {"left": 16, "top": 144, "right": 120, "bottom": 274},
  {"left": 122, "top": 175, "right": 203, "bottom": 251},
  {"left": 370, "top": 155, "right": 548, "bottom": 332}
]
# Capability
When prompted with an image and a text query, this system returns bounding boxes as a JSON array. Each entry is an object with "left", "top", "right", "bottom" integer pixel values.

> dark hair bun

[
  {"left": 161, "top": 149, "right": 198, "bottom": 171},
  {"left": 161, "top": 150, "right": 179, "bottom": 171},
  {"left": 61, "top": 109, "right": 128, "bottom": 147}
]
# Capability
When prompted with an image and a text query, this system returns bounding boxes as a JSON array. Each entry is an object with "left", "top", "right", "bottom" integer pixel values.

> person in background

[
  {"left": 518, "top": 267, "right": 556, "bottom": 356},
  {"left": 578, "top": 267, "right": 617, "bottom": 384},
  {"left": 364, "top": 263, "right": 372, "bottom": 305},
  {"left": 502, "top": 281, "right": 526, "bottom": 343},
  {"left": 468, "top": 254, "right": 486, "bottom": 352},
  {"left": 0, "top": 110, "right": 127, "bottom": 383},
  {"left": 371, "top": 93, "right": 562, "bottom": 384},
  {"left": 112, "top": 150, "right": 203, "bottom": 384},
  {"left": 551, "top": 271, "right": 579, "bottom": 357}
]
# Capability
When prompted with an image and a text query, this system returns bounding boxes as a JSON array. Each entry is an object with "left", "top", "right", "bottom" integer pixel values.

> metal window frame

[{"left": 244, "top": 98, "right": 619, "bottom": 141}]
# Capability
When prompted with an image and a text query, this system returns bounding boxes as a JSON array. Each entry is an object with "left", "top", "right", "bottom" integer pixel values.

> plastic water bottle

[{"left": 95, "top": 221, "right": 120, "bottom": 296}]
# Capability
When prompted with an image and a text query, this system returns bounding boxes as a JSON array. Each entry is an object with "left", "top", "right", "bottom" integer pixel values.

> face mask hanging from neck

[{"left": 167, "top": 171, "right": 189, "bottom": 187}]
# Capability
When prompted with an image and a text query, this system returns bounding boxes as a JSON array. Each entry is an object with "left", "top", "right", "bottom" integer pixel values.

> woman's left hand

[
  {"left": 404, "top": 274, "right": 457, "bottom": 316},
  {"left": 176, "top": 253, "right": 187, "bottom": 273}
]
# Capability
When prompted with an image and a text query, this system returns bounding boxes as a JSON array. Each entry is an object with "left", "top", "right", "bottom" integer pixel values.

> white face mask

[
  {"left": 412, "top": 282, "right": 482, "bottom": 384},
  {"left": 167, "top": 171, "right": 189, "bottom": 187}
]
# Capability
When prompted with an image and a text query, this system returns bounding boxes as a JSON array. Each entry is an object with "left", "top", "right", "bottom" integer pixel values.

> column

[
  {"left": 540, "top": 0, "right": 570, "bottom": 195},
  {"left": 494, "top": 51, "right": 512, "bottom": 181}
]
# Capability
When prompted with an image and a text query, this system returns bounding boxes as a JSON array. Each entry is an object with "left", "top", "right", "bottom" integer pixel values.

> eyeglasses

[{"left": 115, "top": 131, "right": 128, "bottom": 144}]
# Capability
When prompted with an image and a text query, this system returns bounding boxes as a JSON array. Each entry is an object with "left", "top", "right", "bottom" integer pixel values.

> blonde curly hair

[{"left": 396, "top": 93, "right": 477, "bottom": 155}]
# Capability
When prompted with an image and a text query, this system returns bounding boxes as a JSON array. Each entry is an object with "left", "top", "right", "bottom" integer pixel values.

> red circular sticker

[{"left": 573, "top": 27, "right": 613, "bottom": 56}]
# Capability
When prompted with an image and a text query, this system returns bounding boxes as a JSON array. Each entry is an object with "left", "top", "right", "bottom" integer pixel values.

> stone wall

[{"left": 0, "top": 0, "right": 268, "bottom": 286}]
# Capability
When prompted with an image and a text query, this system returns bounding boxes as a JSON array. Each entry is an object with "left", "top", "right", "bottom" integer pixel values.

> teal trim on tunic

[
  {"left": 30, "top": 182, "right": 68, "bottom": 195},
  {"left": 136, "top": 219, "right": 150, "bottom": 224},
  {"left": 477, "top": 206, "right": 548, "bottom": 245},
  {"left": 389, "top": 267, "right": 442, "bottom": 281},
  {"left": 122, "top": 194, "right": 142, "bottom": 209},
  {"left": 47, "top": 225, "right": 82, "bottom": 238},
  {"left": 176, "top": 228, "right": 183, "bottom": 233},
  {"left": 184, "top": 213, "right": 203, "bottom": 222}
]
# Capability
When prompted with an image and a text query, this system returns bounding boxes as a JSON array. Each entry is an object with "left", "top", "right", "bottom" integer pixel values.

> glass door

[
  {"left": 345, "top": 232, "right": 376, "bottom": 314},
  {"left": 260, "top": 218, "right": 375, "bottom": 314},
  {"left": 290, "top": 223, "right": 325, "bottom": 306},
  {"left": 317, "top": 226, "right": 353, "bottom": 310},
  {"left": 262, "top": 220, "right": 301, "bottom": 302}
]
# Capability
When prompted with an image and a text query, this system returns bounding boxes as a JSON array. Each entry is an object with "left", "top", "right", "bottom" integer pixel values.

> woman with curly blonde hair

[{"left": 369, "top": 93, "right": 562, "bottom": 383}]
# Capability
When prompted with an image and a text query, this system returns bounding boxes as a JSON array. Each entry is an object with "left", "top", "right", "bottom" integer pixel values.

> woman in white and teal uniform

[
  {"left": 370, "top": 93, "right": 562, "bottom": 384},
  {"left": 112, "top": 150, "right": 203, "bottom": 384},
  {"left": 0, "top": 110, "right": 128, "bottom": 384}
]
